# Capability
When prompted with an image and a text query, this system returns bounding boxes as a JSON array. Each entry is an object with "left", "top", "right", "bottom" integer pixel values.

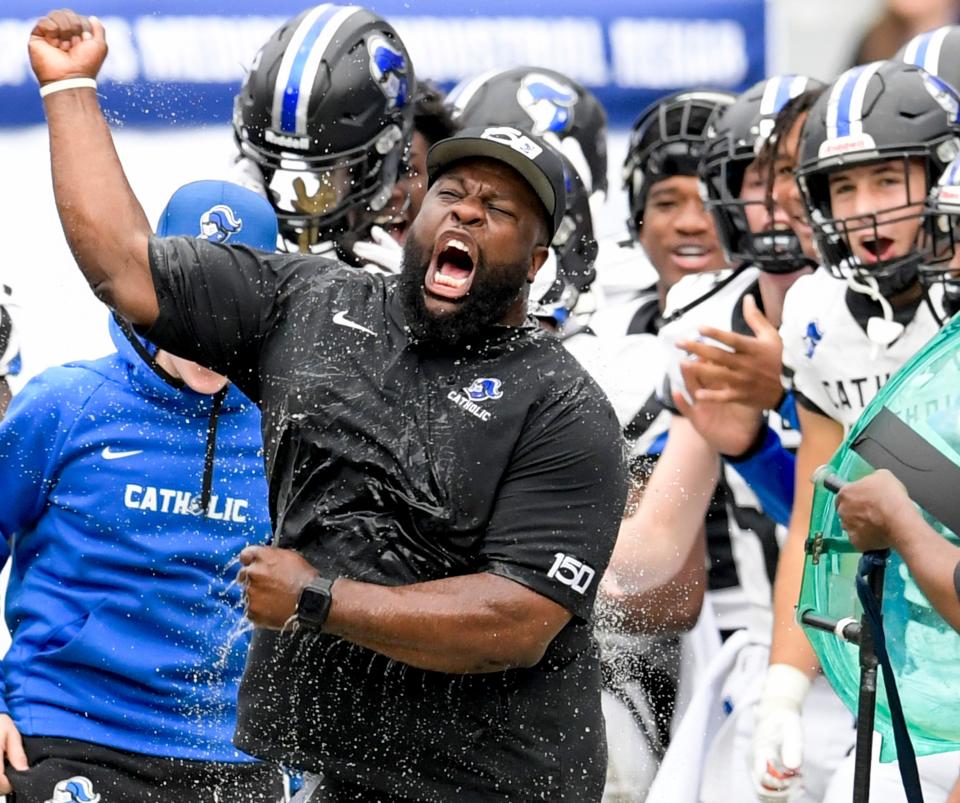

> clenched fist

[
  {"left": 238, "top": 545, "right": 320, "bottom": 629},
  {"left": 28, "top": 9, "right": 107, "bottom": 86}
]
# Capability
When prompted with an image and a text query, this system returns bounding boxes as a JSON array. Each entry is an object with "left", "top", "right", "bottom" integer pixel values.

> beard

[{"left": 397, "top": 235, "right": 527, "bottom": 346}]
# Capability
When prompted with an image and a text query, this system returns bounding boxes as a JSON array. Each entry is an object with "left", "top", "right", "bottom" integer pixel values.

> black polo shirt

[{"left": 144, "top": 236, "right": 628, "bottom": 801}]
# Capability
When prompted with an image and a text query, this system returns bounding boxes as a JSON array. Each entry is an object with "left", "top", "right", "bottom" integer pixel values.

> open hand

[
  {"left": 677, "top": 295, "right": 784, "bottom": 410},
  {"left": 674, "top": 359, "right": 765, "bottom": 457},
  {"left": 29, "top": 10, "right": 107, "bottom": 86}
]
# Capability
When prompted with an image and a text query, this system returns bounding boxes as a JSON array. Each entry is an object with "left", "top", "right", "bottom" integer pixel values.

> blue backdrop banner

[{"left": 2, "top": 0, "right": 766, "bottom": 127}]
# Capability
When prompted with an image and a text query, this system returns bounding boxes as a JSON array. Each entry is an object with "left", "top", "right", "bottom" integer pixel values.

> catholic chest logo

[{"left": 447, "top": 377, "right": 504, "bottom": 422}]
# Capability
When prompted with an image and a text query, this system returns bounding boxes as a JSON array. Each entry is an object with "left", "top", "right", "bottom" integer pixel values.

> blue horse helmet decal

[
  {"left": 45, "top": 776, "right": 101, "bottom": 803},
  {"left": 198, "top": 204, "right": 244, "bottom": 244},
  {"left": 463, "top": 377, "right": 504, "bottom": 401},
  {"left": 367, "top": 34, "right": 409, "bottom": 110},
  {"left": 516, "top": 72, "right": 578, "bottom": 135}
]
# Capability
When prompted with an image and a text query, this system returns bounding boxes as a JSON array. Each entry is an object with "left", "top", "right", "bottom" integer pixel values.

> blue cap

[{"left": 155, "top": 180, "right": 278, "bottom": 251}]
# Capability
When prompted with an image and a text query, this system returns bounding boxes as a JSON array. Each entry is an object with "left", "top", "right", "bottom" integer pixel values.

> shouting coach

[{"left": 29, "top": 11, "right": 628, "bottom": 803}]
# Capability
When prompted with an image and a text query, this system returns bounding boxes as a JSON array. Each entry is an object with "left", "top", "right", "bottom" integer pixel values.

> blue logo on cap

[{"left": 199, "top": 205, "right": 243, "bottom": 244}]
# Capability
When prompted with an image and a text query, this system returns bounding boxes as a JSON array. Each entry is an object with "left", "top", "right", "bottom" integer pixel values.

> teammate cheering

[
  {"left": 232, "top": 4, "right": 415, "bottom": 259},
  {"left": 758, "top": 60, "right": 959, "bottom": 802}
]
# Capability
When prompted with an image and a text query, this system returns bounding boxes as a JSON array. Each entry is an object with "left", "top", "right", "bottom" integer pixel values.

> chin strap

[{"left": 846, "top": 273, "right": 905, "bottom": 357}]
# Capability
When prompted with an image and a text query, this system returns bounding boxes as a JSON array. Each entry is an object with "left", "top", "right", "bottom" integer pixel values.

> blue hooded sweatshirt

[{"left": 0, "top": 316, "right": 271, "bottom": 762}]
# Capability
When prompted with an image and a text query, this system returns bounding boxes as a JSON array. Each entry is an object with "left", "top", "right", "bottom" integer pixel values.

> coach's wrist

[{"left": 297, "top": 576, "right": 336, "bottom": 631}]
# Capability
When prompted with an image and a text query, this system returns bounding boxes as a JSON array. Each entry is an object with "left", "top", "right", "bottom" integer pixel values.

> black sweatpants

[{"left": 6, "top": 736, "right": 285, "bottom": 802}]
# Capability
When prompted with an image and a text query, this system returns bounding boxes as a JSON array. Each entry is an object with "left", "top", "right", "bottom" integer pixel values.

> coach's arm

[{"left": 30, "top": 10, "right": 158, "bottom": 327}]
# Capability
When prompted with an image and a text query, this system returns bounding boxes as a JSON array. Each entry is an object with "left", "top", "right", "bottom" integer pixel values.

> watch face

[{"left": 298, "top": 578, "right": 333, "bottom": 629}]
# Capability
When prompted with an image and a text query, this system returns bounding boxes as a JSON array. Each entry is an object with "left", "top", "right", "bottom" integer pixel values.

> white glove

[
  {"left": 352, "top": 225, "right": 403, "bottom": 275},
  {"left": 751, "top": 663, "right": 811, "bottom": 802}
]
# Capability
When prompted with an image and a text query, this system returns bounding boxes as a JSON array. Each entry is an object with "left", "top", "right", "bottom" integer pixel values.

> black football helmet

[
  {"left": 233, "top": 4, "right": 416, "bottom": 250},
  {"left": 623, "top": 89, "right": 736, "bottom": 237},
  {"left": 445, "top": 66, "right": 608, "bottom": 197},
  {"left": 798, "top": 60, "right": 960, "bottom": 297},
  {"left": 527, "top": 155, "right": 599, "bottom": 323},
  {"left": 700, "top": 75, "right": 824, "bottom": 273},
  {"left": 446, "top": 69, "right": 599, "bottom": 322},
  {"left": 919, "top": 154, "right": 960, "bottom": 323},
  {"left": 898, "top": 26, "right": 960, "bottom": 92}
]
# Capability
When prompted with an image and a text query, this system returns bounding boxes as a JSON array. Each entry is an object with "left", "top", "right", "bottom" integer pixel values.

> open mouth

[
  {"left": 860, "top": 236, "right": 896, "bottom": 263},
  {"left": 672, "top": 244, "right": 713, "bottom": 271},
  {"left": 424, "top": 233, "right": 478, "bottom": 301}
]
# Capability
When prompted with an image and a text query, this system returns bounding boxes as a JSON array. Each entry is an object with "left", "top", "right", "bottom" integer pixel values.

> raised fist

[{"left": 28, "top": 9, "right": 107, "bottom": 86}]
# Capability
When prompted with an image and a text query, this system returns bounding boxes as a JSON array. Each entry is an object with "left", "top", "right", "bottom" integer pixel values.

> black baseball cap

[{"left": 426, "top": 125, "right": 567, "bottom": 238}]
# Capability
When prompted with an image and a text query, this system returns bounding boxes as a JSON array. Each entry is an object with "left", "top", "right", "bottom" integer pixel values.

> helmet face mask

[
  {"left": 798, "top": 61, "right": 960, "bottom": 299},
  {"left": 803, "top": 154, "right": 932, "bottom": 295},
  {"left": 623, "top": 90, "right": 736, "bottom": 238},
  {"left": 233, "top": 5, "right": 415, "bottom": 251},
  {"left": 699, "top": 75, "right": 823, "bottom": 273},
  {"left": 701, "top": 153, "right": 810, "bottom": 272},
  {"left": 240, "top": 124, "right": 406, "bottom": 249}
]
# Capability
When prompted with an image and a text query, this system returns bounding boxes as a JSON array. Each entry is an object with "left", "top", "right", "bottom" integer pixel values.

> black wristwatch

[{"left": 297, "top": 576, "right": 335, "bottom": 631}]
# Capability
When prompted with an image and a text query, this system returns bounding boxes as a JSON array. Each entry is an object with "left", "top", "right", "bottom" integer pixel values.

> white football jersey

[
  {"left": 658, "top": 266, "right": 756, "bottom": 409},
  {"left": 780, "top": 269, "right": 942, "bottom": 431},
  {"left": 590, "top": 233, "right": 659, "bottom": 309},
  {"left": 564, "top": 272, "right": 676, "bottom": 459}
]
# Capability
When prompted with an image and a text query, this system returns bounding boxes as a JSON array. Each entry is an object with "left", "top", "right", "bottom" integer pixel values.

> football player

[
  {"left": 446, "top": 67, "right": 603, "bottom": 329},
  {"left": 232, "top": 4, "right": 415, "bottom": 259},
  {"left": 759, "top": 60, "right": 959, "bottom": 803}
]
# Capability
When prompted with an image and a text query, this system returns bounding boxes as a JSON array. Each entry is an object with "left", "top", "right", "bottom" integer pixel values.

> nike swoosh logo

[
  {"left": 333, "top": 310, "right": 377, "bottom": 337},
  {"left": 102, "top": 447, "right": 144, "bottom": 460}
]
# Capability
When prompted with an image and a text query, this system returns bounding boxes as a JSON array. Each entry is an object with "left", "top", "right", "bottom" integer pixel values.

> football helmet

[
  {"left": 898, "top": 25, "right": 960, "bottom": 92},
  {"left": 445, "top": 66, "right": 608, "bottom": 197},
  {"left": 233, "top": 4, "right": 415, "bottom": 250},
  {"left": 446, "top": 69, "right": 599, "bottom": 322},
  {"left": 623, "top": 89, "right": 736, "bottom": 237},
  {"left": 797, "top": 60, "right": 960, "bottom": 297},
  {"left": 919, "top": 153, "right": 960, "bottom": 323},
  {"left": 526, "top": 154, "right": 599, "bottom": 323},
  {"left": 700, "top": 75, "right": 823, "bottom": 273}
]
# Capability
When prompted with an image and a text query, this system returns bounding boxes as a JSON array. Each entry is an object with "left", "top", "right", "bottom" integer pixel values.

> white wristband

[
  {"left": 39, "top": 78, "right": 97, "bottom": 98},
  {"left": 762, "top": 663, "right": 813, "bottom": 707}
]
